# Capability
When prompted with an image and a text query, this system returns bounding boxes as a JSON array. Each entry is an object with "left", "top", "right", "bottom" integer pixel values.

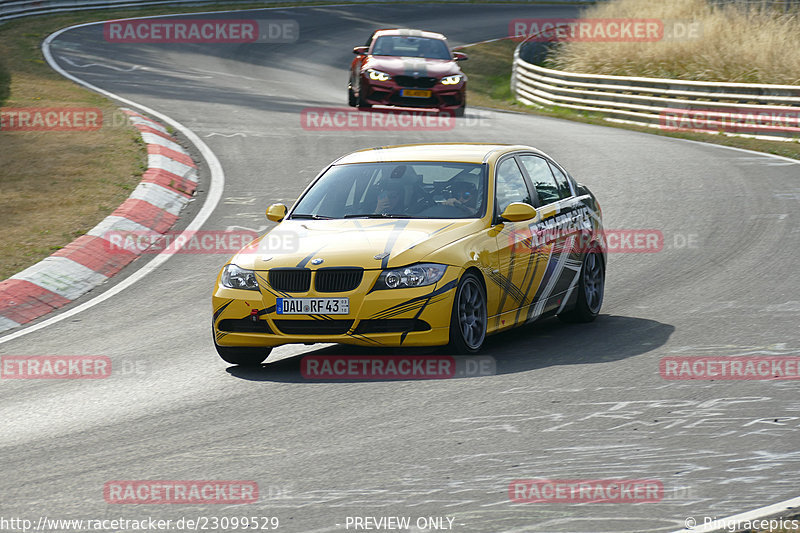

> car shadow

[{"left": 225, "top": 314, "right": 674, "bottom": 383}]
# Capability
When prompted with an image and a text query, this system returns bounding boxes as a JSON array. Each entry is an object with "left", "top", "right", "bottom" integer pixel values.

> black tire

[
  {"left": 446, "top": 272, "right": 487, "bottom": 354},
  {"left": 453, "top": 94, "right": 466, "bottom": 117},
  {"left": 214, "top": 338, "right": 271, "bottom": 366},
  {"left": 558, "top": 248, "right": 604, "bottom": 323},
  {"left": 357, "top": 89, "right": 372, "bottom": 108},
  {"left": 348, "top": 85, "right": 357, "bottom": 107}
]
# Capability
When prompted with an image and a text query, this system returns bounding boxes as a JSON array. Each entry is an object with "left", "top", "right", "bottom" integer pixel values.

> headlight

[
  {"left": 374, "top": 263, "right": 447, "bottom": 290},
  {"left": 367, "top": 69, "right": 392, "bottom": 82},
  {"left": 441, "top": 74, "right": 463, "bottom": 85},
  {"left": 220, "top": 264, "right": 259, "bottom": 291}
]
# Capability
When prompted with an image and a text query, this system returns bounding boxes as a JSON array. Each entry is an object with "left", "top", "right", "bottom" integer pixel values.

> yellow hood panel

[{"left": 232, "top": 218, "right": 485, "bottom": 270}]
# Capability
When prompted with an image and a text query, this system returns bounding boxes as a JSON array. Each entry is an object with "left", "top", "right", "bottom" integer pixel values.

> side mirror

[
  {"left": 353, "top": 46, "right": 368, "bottom": 55},
  {"left": 266, "top": 203, "right": 287, "bottom": 222},
  {"left": 453, "top": 51, "right": 468, "bottom": 61},
  {"left": 499, "top": 202, "right": 537, "bottom": 222}
]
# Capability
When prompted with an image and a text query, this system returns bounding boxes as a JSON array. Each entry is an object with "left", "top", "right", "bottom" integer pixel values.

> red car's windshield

[{"left": 371, "top": 35, "right": 452, "bottom": 60}]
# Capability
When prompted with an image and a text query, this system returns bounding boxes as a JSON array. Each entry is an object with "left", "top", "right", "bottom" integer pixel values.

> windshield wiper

[
  {"left": 343, "top": 213, "right": 412, "bottom": 219},
  {"left": 290, "top": 214, "right": 332, "bottom": 220}
]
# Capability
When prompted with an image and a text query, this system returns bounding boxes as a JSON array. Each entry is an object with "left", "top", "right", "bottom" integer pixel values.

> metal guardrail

[{"left": 512, "top": 47, "right": 800, "bottom": 141}]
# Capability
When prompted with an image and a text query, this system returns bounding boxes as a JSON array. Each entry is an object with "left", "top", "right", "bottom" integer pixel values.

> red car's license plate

[{"left": 402, "top": 89, "right": 432, "bottom": 98}]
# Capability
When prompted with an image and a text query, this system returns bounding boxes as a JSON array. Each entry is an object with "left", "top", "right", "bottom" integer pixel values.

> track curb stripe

[
  {"left": 140, "top": 168, "right": 197, "bottom": 197},
  {"left": 0, "top": 110, "right": 195, "bottom": 331}
]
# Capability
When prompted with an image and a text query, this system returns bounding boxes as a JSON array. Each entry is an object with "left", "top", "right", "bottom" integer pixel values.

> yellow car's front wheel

[{"left": 447, "top": 271, "right": 487, "bottom": 354}]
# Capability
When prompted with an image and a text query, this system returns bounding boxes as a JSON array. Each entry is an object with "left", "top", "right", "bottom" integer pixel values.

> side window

[
  {"left": 548, "top": 161, "right": 574, "bottom": 199},
  {"left": 495, "top": 158, "right": 532, "bottom": 214},
  {"left": 518, "top": 155, "right": 560, "bottom": 206}
]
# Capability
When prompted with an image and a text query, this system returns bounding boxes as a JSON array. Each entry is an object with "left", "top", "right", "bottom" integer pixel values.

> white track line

[{"left": 0, "top": 20, "right": 224, "bottom": 345}]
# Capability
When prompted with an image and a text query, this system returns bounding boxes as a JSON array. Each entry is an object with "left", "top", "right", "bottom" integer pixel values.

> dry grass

[
  {"left": 546, "top": 0, "right": 800, "bottom": 84},
  {"left": 0, "top": 18, "right": 147, "bottom": 279},
  {"left": 460, "top": 39, "right": 800, "bottom": 162}
]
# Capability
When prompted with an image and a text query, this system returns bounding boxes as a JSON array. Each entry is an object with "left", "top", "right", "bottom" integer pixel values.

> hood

[
  {"left": 231, "top": 218, "right": 483, "bottom": 271},
  {"left": 364, "top": 56, "right": 461, "bottom": 78}
]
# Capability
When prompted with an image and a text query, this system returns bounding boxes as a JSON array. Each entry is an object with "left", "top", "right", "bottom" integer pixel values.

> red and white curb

[{"left": 0, "top": 109, "right": 197, "bottom": 333}]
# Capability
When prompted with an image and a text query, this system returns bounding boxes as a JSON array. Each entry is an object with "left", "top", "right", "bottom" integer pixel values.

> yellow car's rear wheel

[{"left": 558, "top": 248, "right": 604, "bottom": 323}]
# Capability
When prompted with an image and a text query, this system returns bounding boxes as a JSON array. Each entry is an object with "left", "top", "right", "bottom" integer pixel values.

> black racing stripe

[
  {"left": 487, "top": 270, "right": 526, "bottom": 304},
  {"left": 370, "top": 300, "right": 427, "bottom": 320},
  {"left": 399, "top": 286, "right": 445, "bottom": 344},
  {"left": 213, "top": 300, "right": 234, "bottom": 321},
  {"left": 408, "top": 223, "right": 454, "bottom": 250},
  {"left": 296, "top": 246, "right": 326, "bottom": 268},
  {"left": 348, "top": 333, "right": 384, "bottom": 346},
  {"left": 256, "top": 305, "right": 276, "bottom": 317},
  {"left": 381, "top": 219, "right": 410, "bottom": 269},
  {"left": 370, "top": 293, "right": 449, "bottom": 321},
  {"left": 257, "top": 273, "right": 291, "bottom": 299},
  {"left": 514, "top": 251, "right": 547, "bottom": 323},
  {"left": 370, "top": 279, "right": 457, "bottom": 320}
]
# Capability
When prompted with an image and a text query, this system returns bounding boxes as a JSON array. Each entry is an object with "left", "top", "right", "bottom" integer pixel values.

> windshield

[
  {"left": 291, "top": 162, "right": 487, "bottom": 220},
  {"left": 371, "top": 36, "right": 452, "bottom": 60}
]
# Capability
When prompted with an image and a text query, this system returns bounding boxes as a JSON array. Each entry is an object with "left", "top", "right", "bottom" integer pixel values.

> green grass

[{"left": 0, "top": 60, "right": 9, "bottom": 107}]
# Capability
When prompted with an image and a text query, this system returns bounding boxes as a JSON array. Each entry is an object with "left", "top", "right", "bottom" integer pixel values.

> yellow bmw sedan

[{"left": 212, "top": 143, "right": 606, "bottom": 365}]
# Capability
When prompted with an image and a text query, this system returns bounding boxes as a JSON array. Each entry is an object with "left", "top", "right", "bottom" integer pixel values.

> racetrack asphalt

[{"left": 1, "top": 4, "right": 799, "bottom": 532}]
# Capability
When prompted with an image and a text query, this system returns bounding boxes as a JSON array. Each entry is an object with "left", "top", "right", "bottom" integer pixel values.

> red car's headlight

[{"left": 366, "top": 69, "right": 392, "bottom": 82}]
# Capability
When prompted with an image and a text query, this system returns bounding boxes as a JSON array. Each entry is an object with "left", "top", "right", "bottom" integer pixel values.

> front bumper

[
  {"left": 212, "top": 268, "right": 459, "bottom": 348},
  {"left": 360, "top": 75, "right": 465, "bottom": 110}
]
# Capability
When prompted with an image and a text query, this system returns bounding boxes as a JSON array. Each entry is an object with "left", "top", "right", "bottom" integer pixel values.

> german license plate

[
  {"left": 402, "top": 89, "right": 432, "bottom": 98},
  {"left": 276, "top": 298, "right": 349, "bottom": 315}
]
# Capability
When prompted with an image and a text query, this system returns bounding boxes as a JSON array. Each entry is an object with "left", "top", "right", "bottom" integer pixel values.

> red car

[{"left": 348, "top": 29, "right": 468, "bottom": 116}]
